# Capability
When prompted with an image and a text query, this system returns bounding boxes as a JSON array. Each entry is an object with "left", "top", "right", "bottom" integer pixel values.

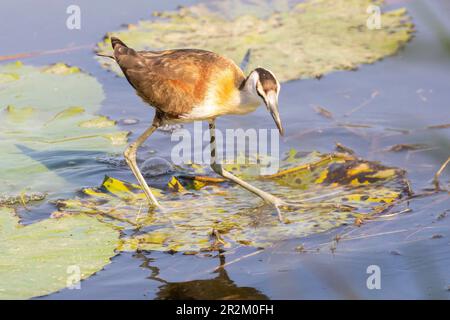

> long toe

[{"left": 274, "top": 205, "right": 285, "bottom": 223}]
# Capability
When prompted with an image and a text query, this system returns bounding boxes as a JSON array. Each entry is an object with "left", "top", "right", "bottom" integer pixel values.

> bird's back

[{"left": 112, "top": 38, "right": 246, "bottom": 120}]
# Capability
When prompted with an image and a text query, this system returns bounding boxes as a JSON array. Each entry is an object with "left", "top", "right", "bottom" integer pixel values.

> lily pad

[
  {"left": 0, "top": 62, "right": 129, "bottom": 202},
  {"left": 0, "top": 207, "right": 119, "bottom": 299},
  {"left": 96, "top": 0, "right": 414, "bottom": 81},
  {"left": 55, "top": 151, "right": 410, "bottom": 253}
]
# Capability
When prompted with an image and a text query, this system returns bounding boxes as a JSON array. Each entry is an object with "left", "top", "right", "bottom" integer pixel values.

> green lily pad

[
  {"left": 96, "top": 0, "right": 414, "bottom": 81},
  {"left": 0, "top": 62, "right": 129, "bottom": 203},
  {"left": 0, "top": 207, "right": 119, "bottom": 299},
  {"left": 55, "top": 151, "right": 410, "bottom": 253}
]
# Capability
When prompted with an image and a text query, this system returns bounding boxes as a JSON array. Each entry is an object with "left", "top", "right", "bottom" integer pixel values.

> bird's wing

[{"left": 114, "top": 45, "right": 244, "bottom": 117}]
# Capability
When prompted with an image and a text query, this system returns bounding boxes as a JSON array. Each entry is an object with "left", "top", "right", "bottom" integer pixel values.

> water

[{"left": 1, "top": 0, "right": 449, "bottom": 299}]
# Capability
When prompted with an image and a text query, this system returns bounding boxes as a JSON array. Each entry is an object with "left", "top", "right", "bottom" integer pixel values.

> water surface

[{"left": 1, "top": 0, "right": 449, "bottom": 299}]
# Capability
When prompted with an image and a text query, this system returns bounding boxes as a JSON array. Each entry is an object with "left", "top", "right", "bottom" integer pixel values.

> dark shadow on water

[
  {"left": 136, "top": 253, "right": 269, "bottom": 300},
  {"left": 15, "top": 144, "right": 103, "bottom": 171}
]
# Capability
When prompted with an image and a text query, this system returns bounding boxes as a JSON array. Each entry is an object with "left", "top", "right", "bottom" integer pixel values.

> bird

[{"left": 108, "top": 37, "right": 288, "bottom": 221}]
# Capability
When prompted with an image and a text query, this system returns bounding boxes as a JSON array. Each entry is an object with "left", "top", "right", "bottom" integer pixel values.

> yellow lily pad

[
  {"left": 55, "top": 151, "right": 409, "bottom": 253},
  {"left": 0, "top": 207, "right": 119, "bottom": 299},
  {"left": 0, "top": 62, "right": 129, "bottom": 202},
  {"left": 96, "top": 0, "right": 414, "bottom": 81}
]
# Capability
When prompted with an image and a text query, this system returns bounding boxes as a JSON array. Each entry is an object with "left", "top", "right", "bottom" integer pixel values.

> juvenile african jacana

[{"left": 109, "top": 37, "right": 288, "bottom": 220}]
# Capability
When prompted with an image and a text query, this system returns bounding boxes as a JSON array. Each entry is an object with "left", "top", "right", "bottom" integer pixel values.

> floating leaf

[
  {"left": 168, "top": 176, "right": 186, "bottom": 193},
  {"left": 96, "top": 0, "right": 414, "bottom": 81},
  {"left": 0, "top": 207, "right": 119, "bottom": 299},
  {"left": 56, "top": 151, "right": 409, "bottom": 253},
  {"left": 0, "top": 62, "right": 129, "bottom": 202}
]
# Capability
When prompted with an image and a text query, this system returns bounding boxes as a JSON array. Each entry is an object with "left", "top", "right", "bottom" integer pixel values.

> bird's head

[{"left": 245, "top": 67, "right": 284, "bottom": 136}]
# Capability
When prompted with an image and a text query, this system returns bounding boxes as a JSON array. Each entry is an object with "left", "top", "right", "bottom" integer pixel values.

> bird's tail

[
  {"left": 111, "top": 37, "right": 127, "bottom": 49},
  {"left": 110, "top": 36, "right": 137, "bottom": 60}
]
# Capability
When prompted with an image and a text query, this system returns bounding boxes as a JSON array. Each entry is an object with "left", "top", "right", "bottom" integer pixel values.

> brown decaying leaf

[
  {"left": 335, "top": 143, "right": 355, "bottom": 155},
  {"left": 385, "top": 143, "right": 429, "bottom": 152},
  {"left": 427, "top": 123, "right": 450, "bottom": 130},
  {"left": 312, "top": 105, "right": 333, "bottom": 119}
]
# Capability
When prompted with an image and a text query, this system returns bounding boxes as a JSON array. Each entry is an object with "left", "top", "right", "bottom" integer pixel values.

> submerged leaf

[
  {"left": 385, "top": 143, "right": 429, "bottom": 152},
  {"left": 44, "top": 106, "right": 85, "bottom": 127},
  {"left": 0, "top": 207, "right": 119, "bottom": 299},
  {"left": 427, "top": 123, "right": 450, "bottom": 130},
  {"left": 78, "top": 116, "right": 116, "bottom": 128},
  {"left": 0, "top": 62, "right": 129, "bottom": 201},
  {"left": 5, "top": 105, "right": 35, "bottom": 122},
  {"left": 96, "top": 0, "right": 414, "bottom": 81},
  {"left": 0, "top": 192, "right": 46, "bottom": 206},
  {"left": 41, "top": 63, "right": 81, "bottom": 75},
  {"left": 0, "top": 72, "right": 20, "bottom": 83},
  {"left": 56, "top": 151, "right": 409, "bottom": 253}
]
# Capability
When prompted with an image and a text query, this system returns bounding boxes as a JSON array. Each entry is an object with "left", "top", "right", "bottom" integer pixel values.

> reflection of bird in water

[
  {"left": 136, "top": 253, "right": 268, "bottom": 300},
  {"left": 106, "top": 37, "right": 289, "bottom": 221}
]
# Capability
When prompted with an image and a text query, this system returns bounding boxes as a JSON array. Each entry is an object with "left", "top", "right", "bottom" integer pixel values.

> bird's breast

[
  {"left": 175, "top": 63, "right": 259, "bottom": 121},
  {"left": 179, "top": 95, "right": 259, "bottom": 122}
]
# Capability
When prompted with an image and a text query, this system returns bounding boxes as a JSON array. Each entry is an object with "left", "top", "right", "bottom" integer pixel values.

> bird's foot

[
  {"left": 274, "top": 204, "right": 286, "bottom": 223},
  {"left": 271, "top": 198, "right": 295, "bottom": 224}
]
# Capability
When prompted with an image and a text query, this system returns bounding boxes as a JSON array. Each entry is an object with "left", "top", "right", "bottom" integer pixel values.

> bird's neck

[
  {"left": 238, "top": 89, "right": 260, "bottom": 114},
  {"left": 238, "top": 83, "right": 261, "bottom": 114}
]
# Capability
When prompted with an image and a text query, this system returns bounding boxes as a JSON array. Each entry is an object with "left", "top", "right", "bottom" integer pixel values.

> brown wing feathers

[
  {"left": 111, "top": 37, "right": 245, "bottom": 118},
  {"left": 112, "top": 37, "right": 204, "bottom": 116}
]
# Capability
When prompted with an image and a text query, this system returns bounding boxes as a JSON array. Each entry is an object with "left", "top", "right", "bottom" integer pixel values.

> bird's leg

[
  {"left": 124, "top": 121, "right": 162, "bottom": 208},
  {"left": 208, "top": 120, "right": 286, "bottom": 222}
]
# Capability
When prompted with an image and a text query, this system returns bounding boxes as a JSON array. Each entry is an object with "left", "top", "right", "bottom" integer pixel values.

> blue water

[{"left": 1, "top": 0, "right": 449, "bottom": 299}]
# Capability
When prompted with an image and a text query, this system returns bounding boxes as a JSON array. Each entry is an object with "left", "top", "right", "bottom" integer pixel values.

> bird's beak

[{"left": 266, "top": 92, "right": 284, "bottom": 136}]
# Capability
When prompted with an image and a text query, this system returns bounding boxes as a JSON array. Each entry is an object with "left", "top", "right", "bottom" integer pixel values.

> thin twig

[
  {"left": 213, "top": 249, "right": 264, "bottom": 272},
  {"left": 344, "top": 90, "right": 379, "bottom": 117},
  {"left": 376, "top": 208, "right": 412, "bottom": 219},
  {"left": 0, "top": 44, "right": 93, "bottom": 62},
  {"left": 433, "top": 156, "right": 450, "bottom": 191}
]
